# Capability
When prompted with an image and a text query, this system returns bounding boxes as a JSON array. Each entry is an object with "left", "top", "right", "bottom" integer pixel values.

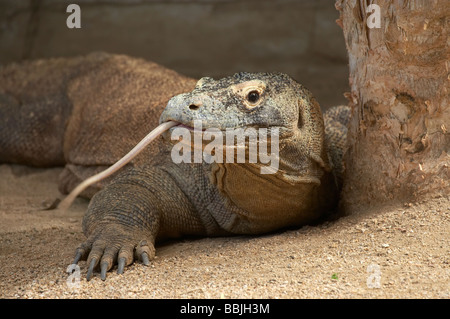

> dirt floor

[{"left": 0, "top": 163, "right": 448, "bottom": 299}]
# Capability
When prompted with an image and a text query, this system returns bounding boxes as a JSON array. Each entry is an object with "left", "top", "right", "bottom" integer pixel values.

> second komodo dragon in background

[{"left": 0, "top": 53, "right": 349, "bottom": 281}]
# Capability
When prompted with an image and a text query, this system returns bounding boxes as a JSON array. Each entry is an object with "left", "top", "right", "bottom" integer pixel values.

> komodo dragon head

[{"left": 160, "top": 72, "right": 331, "bottom": 181}]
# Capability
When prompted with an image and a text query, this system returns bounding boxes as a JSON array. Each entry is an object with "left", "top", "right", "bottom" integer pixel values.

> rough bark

[{"left": 336, "top": 0, "right": 450, "bottom": 211}]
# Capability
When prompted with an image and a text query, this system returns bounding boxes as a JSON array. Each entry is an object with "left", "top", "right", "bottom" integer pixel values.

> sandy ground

[{"left": 0, "top": 163, "right": 448, "bottom": 299}]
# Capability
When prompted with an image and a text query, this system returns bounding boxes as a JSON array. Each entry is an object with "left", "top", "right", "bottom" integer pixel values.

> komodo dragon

[{"left": 0, "top": 52, "right": 349, "bottom": 281}]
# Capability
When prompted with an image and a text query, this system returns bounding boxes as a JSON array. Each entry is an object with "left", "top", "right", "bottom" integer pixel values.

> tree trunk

[{"left": 335, "top": 0, "right": 450, "bottom": 212}]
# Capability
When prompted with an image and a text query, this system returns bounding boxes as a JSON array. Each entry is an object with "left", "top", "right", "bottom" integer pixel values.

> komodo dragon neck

[{"left": 207, "top": 139, "right": 337, "bottom": 234}]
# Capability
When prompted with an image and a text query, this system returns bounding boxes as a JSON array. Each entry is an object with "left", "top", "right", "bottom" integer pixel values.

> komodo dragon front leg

[{"left": 74, "top": 164, "right": 216, "bottom": 280}]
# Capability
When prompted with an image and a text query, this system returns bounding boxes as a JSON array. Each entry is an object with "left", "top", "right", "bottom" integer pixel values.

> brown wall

[{"left": 0, "top": 0, "right": 349, "bottom": 110}]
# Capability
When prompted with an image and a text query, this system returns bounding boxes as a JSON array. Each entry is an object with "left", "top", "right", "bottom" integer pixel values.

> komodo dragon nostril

[{"left": 189, "top": 103, "right": 201, "bottom": 110}]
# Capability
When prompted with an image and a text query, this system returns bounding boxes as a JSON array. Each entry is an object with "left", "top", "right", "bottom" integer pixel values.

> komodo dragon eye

[
  {"left": 247, "top": 90, "right": 260, "bottom": 103},
  {"left": 232, "top": 80, "right": 265, "bottom": 110}
]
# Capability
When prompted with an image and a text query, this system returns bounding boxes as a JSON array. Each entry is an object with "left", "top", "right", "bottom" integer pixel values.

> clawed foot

[{"left": 69, "top": 227, "right": 155, "bottom": 281}]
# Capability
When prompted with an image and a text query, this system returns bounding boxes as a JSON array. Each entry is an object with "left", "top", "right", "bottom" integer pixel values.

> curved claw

[
  {"left": 141, "top": 252, "right": 150, "bottom": 266},
  {"left": 100, "top": 262, "right": 108, "bottom": 281},
  {"left": 72, "top": 249, "right": 83, "bottom": 265},
  {"left": 117, "top": 257, "right": 126, "bottom": 275},
  {"left": 86, "top": 257, "right": 98, "bottom": 281}
]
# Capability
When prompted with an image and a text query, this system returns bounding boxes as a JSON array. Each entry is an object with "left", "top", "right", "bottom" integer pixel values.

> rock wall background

[{"left": 0, "top": 0, "right": 348, "bottom": 109}]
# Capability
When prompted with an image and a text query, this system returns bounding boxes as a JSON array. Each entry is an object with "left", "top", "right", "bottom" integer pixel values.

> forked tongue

[{"left": 57, "top": 121, "right": 177, "bottom": 210}]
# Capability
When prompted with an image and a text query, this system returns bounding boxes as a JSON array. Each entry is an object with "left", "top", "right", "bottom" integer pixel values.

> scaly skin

[{"left": 0, "top": 54, "right": 348, "bottom": 280}]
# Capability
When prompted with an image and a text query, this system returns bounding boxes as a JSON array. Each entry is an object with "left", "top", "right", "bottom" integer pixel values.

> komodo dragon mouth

[
  {"left": 172, "top": 122, "right": 206, "bottom": 131},
  {"left": 164, "top": 120, "right": 283, "bottom": 154},
  {"left": 166, "top": 121, "right": 284, "bottom": 134},
  {"left": 170, "top": 122, "right": 282, "bottom": 131}
]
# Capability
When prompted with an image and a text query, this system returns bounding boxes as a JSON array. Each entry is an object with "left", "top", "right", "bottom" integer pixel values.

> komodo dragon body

[{"left": 0, "top": 53, "right": 349, "bottom": 280}]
